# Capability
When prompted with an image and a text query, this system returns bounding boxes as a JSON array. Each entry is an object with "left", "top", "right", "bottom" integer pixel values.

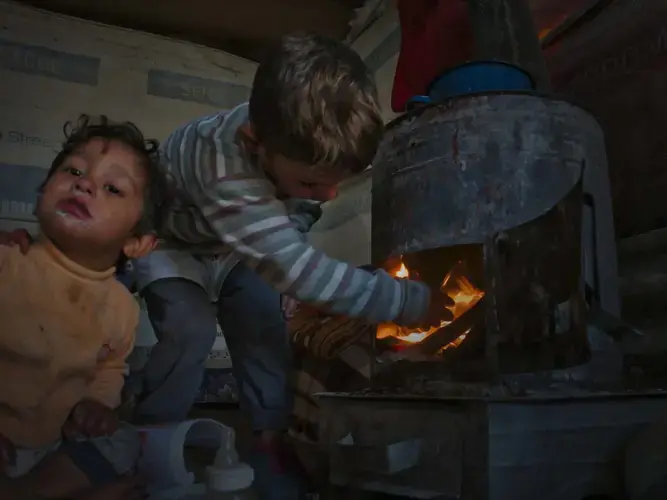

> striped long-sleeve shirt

[{"left": 159, "top": 103, "right": 430, "bottom": 326}]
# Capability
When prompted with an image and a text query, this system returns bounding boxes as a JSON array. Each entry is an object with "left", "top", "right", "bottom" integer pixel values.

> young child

[
  {"left": 129, "top": 32, "right": 452, "bottom": 499},
  {"left": 0, "top": 115, "right": 167, "bottom": 499}
]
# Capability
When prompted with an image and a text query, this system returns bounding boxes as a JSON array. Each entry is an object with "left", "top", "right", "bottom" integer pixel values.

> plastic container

[
  {"left": 405, "top": 60, "right": 535, "bottom": 109},
  {"left": 205, "top": 463, "right": 255, "bottom": 499},
  {"left": 427, "top": 60, "right": 535, "bottom": 100},
  {"left": 405, "top": 95, "right": 432, "bottom": 111},
  {"left": 138, "top": 419, "right": 250, "bottom": 499},
  {"left": 205, "top": 430, "right": 255, "bottom": 500}
]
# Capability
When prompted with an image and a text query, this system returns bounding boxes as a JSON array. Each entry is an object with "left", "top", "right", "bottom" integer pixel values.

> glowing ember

[
  {"left": 438, "top": 330, "right": 471, "bottom": 354},
  {"left": 395, "top": 262, "right": 410, "bottom": 278},
  {"left": 377, "top": 260, "right": 484, "bottom": 346}
]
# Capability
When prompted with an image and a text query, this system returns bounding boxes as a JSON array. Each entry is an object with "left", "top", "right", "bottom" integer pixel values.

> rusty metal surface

[
  {"left": 318, "top": 396, "right": 479, "bottom": 499},
  {"left": 488, "top": 182, "right": 588, "bottom": 372},
  {"left": 371, "top": 92, "right": 602, "bottom": 263},
  {"left": 316, "top": 387, "right": 667, "bottom": 500}
]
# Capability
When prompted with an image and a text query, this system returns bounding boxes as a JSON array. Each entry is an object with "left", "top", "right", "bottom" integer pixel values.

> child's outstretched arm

[
  {"left": 167, "top": 138, "right": 431, "bottom": 326},
  {"left": 209, "top": 182, "right": 428, "bottom": 325}
]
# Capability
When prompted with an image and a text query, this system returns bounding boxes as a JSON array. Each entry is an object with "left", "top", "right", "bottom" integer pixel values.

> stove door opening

[{"left": 376, "top": 244, "right": 486, "bottom": 361}]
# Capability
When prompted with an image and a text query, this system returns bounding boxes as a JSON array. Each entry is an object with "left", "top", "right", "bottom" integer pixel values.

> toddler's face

[{"left": 37, "top": 138, "right": 147, "bottom": 255}]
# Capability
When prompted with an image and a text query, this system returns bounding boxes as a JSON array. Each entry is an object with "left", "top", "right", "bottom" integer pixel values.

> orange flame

[
  {"left": 377, "top": 260, "right": 484, "bottom": 347},
  {"left": 395, "top": 262, "right": 410, "bottom": 278}
]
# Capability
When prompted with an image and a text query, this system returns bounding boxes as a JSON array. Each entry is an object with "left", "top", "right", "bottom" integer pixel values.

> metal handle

[{"left": 583, "top": 191, "right": 600, "bottom": 308}]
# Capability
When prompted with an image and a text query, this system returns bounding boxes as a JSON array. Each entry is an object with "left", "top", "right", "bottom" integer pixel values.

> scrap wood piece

[
  {"left": 419, "top": 298, "right": 485, "bottom": 354},
  {"left": 379, "top": 299, "right": 485, "bottom": 365},
  {"left": 289, "top": 310, "right": 374, "bottom": 360}
]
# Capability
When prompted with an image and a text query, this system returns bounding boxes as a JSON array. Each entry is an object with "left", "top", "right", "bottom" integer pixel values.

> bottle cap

[{"left": 207, "top": 462, "right": 254, "bottom": 492}]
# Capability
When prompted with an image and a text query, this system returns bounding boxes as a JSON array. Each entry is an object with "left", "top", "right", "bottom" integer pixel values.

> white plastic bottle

[{"left": 206, "top": 428, "right": 256, "bottom": 500}]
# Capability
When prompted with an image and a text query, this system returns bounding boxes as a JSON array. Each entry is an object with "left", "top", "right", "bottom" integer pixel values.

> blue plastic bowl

[
  {"left": 427, "top": 61, "right": 535, "bottom": 101},
  {"left": 405, "top": 95, "right": 433, "bottom": 111}
]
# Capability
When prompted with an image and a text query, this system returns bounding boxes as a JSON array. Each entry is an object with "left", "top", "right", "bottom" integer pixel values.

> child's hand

[
  {"left": 0, "top": 433, "right": 16, "bottom": 473},
  {"left": 418, "top": 287, "right": 455, "bottom": 329},
  {"left": 0, "top": 229, "right": 32, "bottom": 254},
  {"left": 64, "top": 399, "right": 119, "bottom": 438},
  {"left": 281, "top": 295, "right": 299, "bottom": 320}
]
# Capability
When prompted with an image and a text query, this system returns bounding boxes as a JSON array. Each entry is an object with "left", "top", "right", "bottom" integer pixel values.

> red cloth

[{"left": 391, "top": 0, "right": 475, "bottom": 112}]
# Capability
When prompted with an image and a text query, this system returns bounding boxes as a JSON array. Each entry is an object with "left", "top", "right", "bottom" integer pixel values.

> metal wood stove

[
  {"left": 315, "top": 92, "right": 667, "bottom": 500},
  {"left": 313, "top": 2, "right": 667, "bottom": 498},
  {"left": 371, "top": 93, "right": 591, "bottom": 385}
]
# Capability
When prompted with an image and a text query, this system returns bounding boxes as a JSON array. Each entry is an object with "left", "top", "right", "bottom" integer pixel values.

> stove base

[{"left": 317, "top": 390, "right": 667, "bottom": 500}]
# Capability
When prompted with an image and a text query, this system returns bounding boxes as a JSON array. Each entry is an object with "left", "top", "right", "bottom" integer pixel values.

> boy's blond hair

[{"left": 249, "top": 32, "right": 384, "bottom": 174}]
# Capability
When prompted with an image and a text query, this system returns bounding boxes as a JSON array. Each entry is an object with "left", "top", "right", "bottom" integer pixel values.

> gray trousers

[{"left": 135, "top": 263, "right": 292, "bottom": 430}]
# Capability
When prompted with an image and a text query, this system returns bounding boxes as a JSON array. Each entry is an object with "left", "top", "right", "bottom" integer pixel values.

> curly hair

[
  {"left": 44, "top": 114, "right": 170, "bottom": 236},
  {"left": 249, "top": 32, "right": 384, "bottom": 174}
]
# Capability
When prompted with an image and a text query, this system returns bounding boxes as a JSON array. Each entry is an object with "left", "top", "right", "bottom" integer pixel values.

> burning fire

[
  {"left": 377, "top": 261, "right": 484, "bottom": 347},
  {"left": 394, "top": 263, "right": 410, "bottom": 279}
]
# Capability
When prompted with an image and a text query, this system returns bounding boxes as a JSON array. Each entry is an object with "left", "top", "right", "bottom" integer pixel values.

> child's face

[
  {"left": 263, "top": 153, "right": 346, "bottom": 202},
  {"left": 37, "top": 138, "right": 152, "bottom": 263},
  {"left": 239, "top": 122, "right": 348, "bottom": 202}
]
